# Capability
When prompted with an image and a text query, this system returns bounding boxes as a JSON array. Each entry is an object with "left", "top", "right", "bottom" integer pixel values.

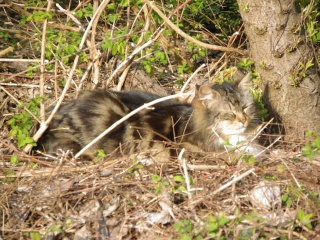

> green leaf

[
  {"left": 144, "top": 64, "right": 152, "bottom": 73},
  {"left": 174, "top": 219, "right": 193, "bottom": 234},
  {"left": 30, "top": 232, "right": 41, "bottom": 240},
  {"left": 111, "top": 44, "right": 118, "bottom": 55},
  {"left": 107, "top": 3, "right": 116, "bottom": 10},
  {"left": 297, "top": 209, "right": 313, "bottom": 229},
  {"left": 217, "top": 212, "right": 230, "bottom": 226},
  {"left": 50, "top": 224, "right": 63, "bottom": 233},
  {"left": 151, "top": 174, "right": 161, "bottom": 183},
  {"left": 10, "top": 155, "right": 18, "bottom": 165},
  {"left": 173, "top": 175, "right": 185, "bottom": 182},
  {"left": 176, "top": 185, "right": 186, "bottom": 192}
]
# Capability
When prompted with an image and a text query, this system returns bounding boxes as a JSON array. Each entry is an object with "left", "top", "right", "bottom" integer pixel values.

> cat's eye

[{"left": 223, "top": 113, "right": 236, "bottom": 120}]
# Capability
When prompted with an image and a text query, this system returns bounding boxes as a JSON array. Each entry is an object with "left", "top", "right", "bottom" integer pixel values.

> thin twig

[
  {"left": 0, "top": 83, "right": 40, "bottom": 88},
  {"left": 88, "top": 0, "right": 102, "bottom": 88},
  {"left": 39, "top": 0, "right": 53, "bottom": 123},
  {"left": 56, "top": 3, "right": 85, "bottom": 31},
  {"left": 180, "top": 63, "right": 206, "bottom": 93},
  {"left": 0, "top": 58, "right": 44, "bottom": 62},
  {"left": 191, "top": 168, "right": 255, "bottom": 206}
]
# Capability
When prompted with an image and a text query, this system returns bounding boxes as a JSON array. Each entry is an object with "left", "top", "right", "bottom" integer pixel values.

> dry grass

[{"left": 1, "top": 128, "right": 320, "bottom": 239}]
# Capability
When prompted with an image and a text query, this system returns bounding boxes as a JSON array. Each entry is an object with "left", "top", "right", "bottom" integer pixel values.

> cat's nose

[{"left": 237, "top": 113, "right": 247, "bottom": 124}]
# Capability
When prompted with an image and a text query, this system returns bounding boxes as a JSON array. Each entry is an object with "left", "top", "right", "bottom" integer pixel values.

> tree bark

[{"left": 237, "top": 0, "right": 320, "bottom": 138}]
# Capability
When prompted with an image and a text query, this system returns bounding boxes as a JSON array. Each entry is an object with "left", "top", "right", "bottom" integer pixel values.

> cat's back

[{"left": 37, "top": 89, "right": 191, "bottom": 156}]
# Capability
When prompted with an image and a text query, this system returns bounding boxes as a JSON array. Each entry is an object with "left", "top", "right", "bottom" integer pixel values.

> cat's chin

[{"left": 217, "top": 125, "right": 246, "bottom": 137}]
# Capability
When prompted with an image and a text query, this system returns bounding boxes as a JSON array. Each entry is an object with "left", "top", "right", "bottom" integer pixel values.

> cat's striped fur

[{"left": 37, "top": 73, "right": 262, "bottom": 159}]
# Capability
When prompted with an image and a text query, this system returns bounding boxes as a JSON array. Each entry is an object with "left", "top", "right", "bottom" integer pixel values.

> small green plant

[
  {"left": 75, "top": 3, "right": 93, "bottom": 18},
  {"left": 212, "top": 67, "right": 237, "bottom": 84},
  {"left": 30, "top": 231, "right": 41, "bottom": 240},
  {"left": 172, "top": 175, "right": 186, "bottom": 193},
  {"left": 25, "top": 0, "right": 47, "bottom": 7},
  {"left": 241, "top": 3, "right": 250, "bottom": 13},
  {"left": 93, "top": 149, "right": 106, "bottom": 163},
  {"left": 0, "top": 32, "right": 9, "bottom": 41},
  {"left": 49, "top": 224, "right": 63, "bottom": 234},
  {"left": 300, "top": 0, "right": 320, "bottom": 44},
  {"left": 289, "top": 60, "right": 314, "bottom": 87},
  {"left": 205, "top": 212, "right": 230, "bottom": 235},
  {"left": 297, "top": 209, "right": 313, "bottom": 229},
  {"left": 10, "top": 155, "right": 19, "bottom": 166},
  {"left": 250, "top": 72, "right": 269, "bottom": 120},
  {"left": 140, "top": 48, "right": 168, "bottom": 74},
  {"left": 127, "top": 158, "right": 144, "bottom": 174},
  {"left": 282, "top": 193, "right": 293, "bottom": 207},
  {"left": 302, "top": 131, "right": 320, "bottom": 159},
  {"left": 177, "top": 61, "right": 191, "bottom": 74},
  {"left": 174, "top": 219, "right": 194, "bottom": 240},
  {"left": 174, "top": 212, "right": 231, "bottom": 239},
  {"left": 187, "top": 36, "right": 206, "bottom": 61},
  {"left": 237, "top": 58, "right": 254, "bottom": 71},
  {"left": 26, "top": 10, "right": 54, "bottom": 23},
  {"left": 101, "top": 31, "right": 127, "bottom": 57},
  {"left": 171, "top": 175, "right": 194, "bottom": 194},
  {"left": 26, "top": 62, "right": 40, "bottom": 78},
  {"left": 3, "top": 169, "right": 16, "bottom": 183},
  {"left": 7, "top": 96, "right": 42, "bottom": 148},
  {"left": 151, "top": 174, "right": 169, "bottom": 194}
]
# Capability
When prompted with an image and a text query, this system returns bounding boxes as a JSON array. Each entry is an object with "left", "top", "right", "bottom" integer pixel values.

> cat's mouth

[
  {"left": 213, "top": 121, "right": 247, "bottom": 136},
  {"left": 221, "top": 127, "right": 246, "bottom": 136}
]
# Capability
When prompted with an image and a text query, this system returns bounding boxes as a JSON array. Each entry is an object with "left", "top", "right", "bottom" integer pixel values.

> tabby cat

[{"left": 37, "top": 72, "right": 263, "bottom": 159}]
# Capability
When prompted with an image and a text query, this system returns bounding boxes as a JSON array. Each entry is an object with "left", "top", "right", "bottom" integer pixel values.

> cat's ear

[
  {"left": 198, "top": 86, "right": 221, "bottom": 101},
  {"left": 236, "top": 72, "right": 252, "bottom": 92},
  {"left": 194, "top": 85, "right": 221, "bottom": 108}
]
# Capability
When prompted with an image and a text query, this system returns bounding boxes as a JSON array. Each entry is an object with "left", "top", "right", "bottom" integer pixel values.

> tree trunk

[{"left": 237, "top": 0, "right": 320, "bottom": 138}]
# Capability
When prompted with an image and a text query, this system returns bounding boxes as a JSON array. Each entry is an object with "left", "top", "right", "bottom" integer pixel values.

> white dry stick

[
  {"left": 186, "top": 164, "right": 227, "bottom": 170},
  {"left": 39, "top": 0, "right": 53, "bottom": 124},
  {"left": 178, "top": 149, "right": 203, "bottom": 192},
  {"left": 180, "top": 63, "right": 206, "bottom": 93},
  {"left": 0, "top": 58, "right": 44, "bottom": 63},
  {"left": 0, "top": 83, "right": 40, "bottom": 88},
  {"left": 191, "top": 168, "right": 255, "bottom": 206},
  {"left": 178, "top": 148, "right": 191, "bottom": 192},
  {"left": 56, "top": 3, "right": 85, "bottom": 31}
]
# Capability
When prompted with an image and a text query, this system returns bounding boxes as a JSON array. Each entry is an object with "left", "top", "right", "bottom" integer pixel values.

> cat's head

[{"left": 193, "top": 72, "right": 260, "bottom": 140}]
